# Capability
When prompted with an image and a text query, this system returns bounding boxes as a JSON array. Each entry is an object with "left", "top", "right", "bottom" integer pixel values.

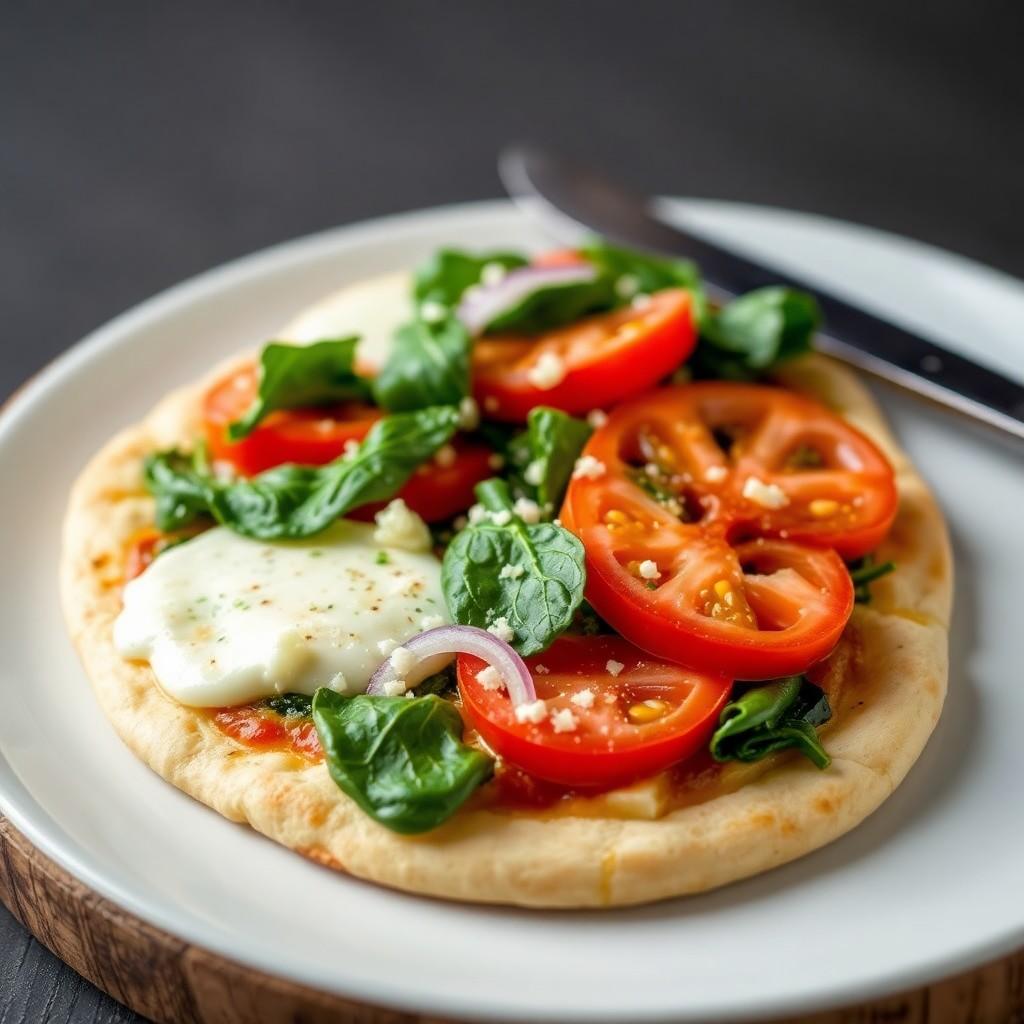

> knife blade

[{"left": 500, "top": 145, "right": 1024, "bottom": 442}]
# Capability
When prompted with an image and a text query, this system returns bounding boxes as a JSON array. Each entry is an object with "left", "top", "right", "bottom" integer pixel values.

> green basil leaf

[
  {"left": 372, "top": 315, "right": 471, "bottom": 411},
  {"left": 694, "top": 287, "right": 821, "bottom": 379},
  {"left": 227, "top": 338, "right": 371, "bottom": 440},
  {"left": 848, "top": 554, "right": 896, "bottom": 603},
  {"left": 510, "top": 406, "right": 591, "bottom": 512},
  {"left": 580, "top": 240, "right": 701, "bottom": 297},
  {"left": 312, "top": 689, "right": 493, "bottom": 834},
  {"left": 414, "top": 249, "right": 528, "bottom": 308},
  {"left": 146, "top": 405, "right": 459, "bottom": 539},
  {"left": 710, "top": 677, "right": 832, "bottom": 769},
  {"left": 441, "top": 478, "right": 586, "bottom": 655}
]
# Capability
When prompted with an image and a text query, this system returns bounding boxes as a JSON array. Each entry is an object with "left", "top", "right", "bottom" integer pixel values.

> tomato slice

[
  {"left": 202, "top": 364, "right": 491, "bottom": 522},
  {"left": 457, "top": 635, "right": 731, "bottom": 788},
  {"left": 472, "top": 289, "right": 696, "bottom": 422},
  {"left": 560, "top": 382, "right": 891, "bottom": 678}
]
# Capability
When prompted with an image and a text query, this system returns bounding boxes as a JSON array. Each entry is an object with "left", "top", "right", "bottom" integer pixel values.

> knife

[{"left": 499, "top": 145, "right": 1024, "bottom": 442}]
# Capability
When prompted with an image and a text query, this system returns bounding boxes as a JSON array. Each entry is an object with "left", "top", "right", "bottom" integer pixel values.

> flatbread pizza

[{"left": 61, "top": 243, "right": 951, "bottom": 907}]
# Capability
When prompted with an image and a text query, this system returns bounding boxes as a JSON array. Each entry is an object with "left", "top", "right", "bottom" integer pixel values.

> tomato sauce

[{"left": 211, "top": 705, "right": 323, "bottom": 761}]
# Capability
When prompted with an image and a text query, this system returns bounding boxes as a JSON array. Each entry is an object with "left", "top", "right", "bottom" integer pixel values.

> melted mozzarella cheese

[
  {"left": 279, "top": 271, "right": 411, "bottom": 374},
  {"left": 113, "top": 521, "right": 447, "bottom": 707}
]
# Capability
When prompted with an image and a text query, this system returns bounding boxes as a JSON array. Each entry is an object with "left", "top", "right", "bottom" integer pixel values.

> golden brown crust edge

[{"left": 60, "top": 352, "right": 952, "bottom": 908}]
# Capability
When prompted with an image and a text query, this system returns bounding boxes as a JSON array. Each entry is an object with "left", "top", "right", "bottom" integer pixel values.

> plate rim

[{"left": 1, "top": 197, "right": 1022, "bottom": 1023}]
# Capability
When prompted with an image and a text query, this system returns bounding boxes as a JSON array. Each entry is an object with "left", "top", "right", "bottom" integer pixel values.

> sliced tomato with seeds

[
  {"left": 472, "top": 288, "right": 696, "bottom": 422},
  {"left": 202, "top": 364, "right": 491, "bottom": 522},
  {"left": 457, "top": 635, "right": 731, "bottom": 788},
  {"left": 580, "top": 382, "right": 898, "bottom": 559},
  {"left": 560, "top": 382, "right": 885, "bottom": 678},
  {"left": 203, "top": 363, "right": 380, "bottom": 476}
]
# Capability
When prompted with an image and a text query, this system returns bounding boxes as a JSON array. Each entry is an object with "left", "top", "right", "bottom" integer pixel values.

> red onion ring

[
  {"left": 457, "top": 264, "right": 597, "bottom": 335},
  {"left": 366, "top": 625, "right": 536, "bottom": 706}
]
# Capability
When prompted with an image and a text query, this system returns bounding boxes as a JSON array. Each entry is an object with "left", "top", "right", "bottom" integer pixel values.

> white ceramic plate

[{"left": 1, "top": 200, "right": 1022, "bottom": 1023}]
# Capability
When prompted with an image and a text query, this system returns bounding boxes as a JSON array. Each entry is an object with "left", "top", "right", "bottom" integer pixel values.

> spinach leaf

[
  {"left": 580, "top": 240, "right": 701, "bottom": 297},
  {"left": 371, "top": 315, "right": 471, "bottom": 411},
  {"left": 312, "top": 689, "right": 493, "bottom": 834},
  {"left": 145, "top": 405, "right": 459, "bottom": 539},
  {"left": 143, "top": 449, "right": 215, "bottom": 531},
  {"left": 442, "top": 478, "right": 586, "bottom": 655},
  {"left": 409, "top": 666, "right": 457, "bottom": 697},
  {"left": 483, "top": 275, "right": 616, "bottom": 335},
  {"left": 262, "top": 693, "right": 313, "bottom": 718},
  {"left": 848, "top": 554, "right": 896, "bottom": 604},
  {"left": 509, "top": 406, "right": 591, "bottom": 512},
  {"left": 693, "top": 287, "right": 821, "bottom": 380},
  {"left": 227, "top": 338, "right": 371, "bottom": 440},
  {"left": 415, "top": 249, "right": 528, "bottom": 308},
  {"left": 710, "top": 677, "right": 832, "bottom": 769}
]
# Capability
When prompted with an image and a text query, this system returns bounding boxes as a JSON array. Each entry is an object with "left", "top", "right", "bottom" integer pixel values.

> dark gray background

[{"left": 1, "top": 2, "right": 1020, "bottom": 1021}]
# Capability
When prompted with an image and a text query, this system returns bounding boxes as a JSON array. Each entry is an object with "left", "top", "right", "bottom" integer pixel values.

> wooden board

[{"left": 1, "top": 815, "right": 1021, "bottom": 1024}]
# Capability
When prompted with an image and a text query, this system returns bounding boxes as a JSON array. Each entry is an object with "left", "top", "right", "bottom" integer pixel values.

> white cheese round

[
  {"left": 279, "top": 271, "right": 411, "bottom": 374},
  {"left": 113, "top": 521, "right": 448, "bottom": 707}
]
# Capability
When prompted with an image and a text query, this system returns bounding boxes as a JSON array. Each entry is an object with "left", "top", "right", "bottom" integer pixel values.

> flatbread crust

[{"left": 60, "top": 341, "right": 951, "bottom": 908}]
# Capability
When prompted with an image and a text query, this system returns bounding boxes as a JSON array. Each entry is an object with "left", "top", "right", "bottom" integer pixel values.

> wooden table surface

[{"left": 2, "top": 3, "right": 1021, "bottom": 1021}]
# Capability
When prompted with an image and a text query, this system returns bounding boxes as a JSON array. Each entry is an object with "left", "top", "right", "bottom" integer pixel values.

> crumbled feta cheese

[
  {"left": 480, "top": 261, "right": 508, "bottom": 287},
  {"left": 420, "top": 614, "right": 445, "bottom": 630},
  {"left": 468, "top": 503, "right": 489, "bottom": 525},
  {"left": 615, "top": 274, "right": 640, "bottom": 299},
  {"left": 434, "top": 444, "right": 457, "bottom": 468},
  {"left": 372, "top": 498, "right": 432, "bottom": 552},
  {"left": 705, "top": 465, "right": 728, "bottom": 483},
  {"left": 644, "top": 462, "right": 660, "bottom": 478},
  {"left": 488, "top": 453, "right": 505, "bottom": 470},
  {"left": 587, "top": 409, "right": 608, "bottom": 429},
  {"left": 512, "top": 497, "right": 542, "bottom": 524},
  {"left": 477, "top": 665, "right": 505, "bottom": 691},
  {"left": 483, "top": 396, "right": 500, "bottom": 413},
  {"left": 605, "top": 659, "right": 625, "bottom": 677},
  {"left": 381, "top": 679, "right": 407, "bottom": 697},
  {"left": 499, "top": 563, "right": 524, "bottom": 580},
  {"left": 638, "top": 559, "right": 661, "bottom": 580},
  {"left": 570, "top": 688, "right": 595, "bottom": 709},
  {"left": 742, "top": 475, "right": 790, "bottom": 510},
  {"left": 524, "top": 459, "right": 545, "bottom": 486},
  {"left": 377, "top": 638, "right": 398, "bottom": 657},
  {"left": 552, "top": 517, "right": 563, "bottom": 527},
  {"left": 631, "top": 293, "right": 653, "bottom": 310},
  {"left": 491, "top": 509, "right": 513, "bottom": 527},
  {"left": 572, "top": 455, "right": 606, "bottom": 480},
  {"left": 550, "top": 708, "right": 578, "bottom": 733},
  {"left": 526, "top": 351, "right": 567, "bottom": 390},
  {"left": 211, "top": 460, "right": 237, "bottom": 483},
  {"left": 389, "top": 645, "right": 417, "bottom": 677},
  {"left": 457, "top": 396, "right": 480, "bottom": 430},
  {"left": 420, "top": 300, "right": 447, "bottom": 324},
  {"left": 327, "top": 670, "right": 348, "bottom": 691},
  {"left": 533, "top": 664, "right": 549, "bottom": 674},
  {"left": 487, "top": 617, "right": 515, "bottom": 643},
  {"left": 343, "top": 438, "right": 361, "bottom": 459},
  {"left": 514, "top": 699, "right": 548, "bottom": 724}
]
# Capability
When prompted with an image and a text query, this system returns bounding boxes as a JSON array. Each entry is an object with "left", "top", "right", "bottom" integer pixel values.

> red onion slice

[
  {"left": 457, "top": 264, "right": 597, "bottom": 335},
  {"left": 366, "top": 625, "right": 536, "bottom": 706}
]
